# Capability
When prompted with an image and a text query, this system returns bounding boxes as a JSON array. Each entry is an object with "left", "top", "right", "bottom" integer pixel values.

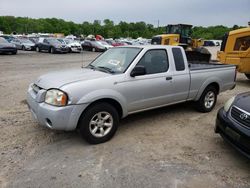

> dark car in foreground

[
  {"left": 0, "top": 37, "right": 17, "bottom": 55},
  {"left": 215, "top": 92, "right": 250, "bottom": 158},
  {"left": 36, "top": 38, "right": 69, "bottom": 54}
]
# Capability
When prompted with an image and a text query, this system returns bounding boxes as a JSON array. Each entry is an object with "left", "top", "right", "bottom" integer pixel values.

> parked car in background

[
  {"left": 106, "top": 40, "right": 127, "bottom": 47},
  {"left": 215, "top": 92, "right": 250, "bottom": 158},
  {"left": 11, "top": 38, "right": 35, "bottom": 51},
  {"left": 203, "top": 40, "right": 216, "bottom": 46},
  {"left": 28, "top": 37, "right": 39, "bottom": 44},
  {"left": 27, "top": 45, "right": 236, "bottom": 144},
  {"left": 0, "top": 35, "right": 15, "bottom": 42},
  {"left": 36, "top": 38, "right": 69, "bottom": 54},
  {"left": 96, "top": 41, "right": 113, "bottom": 50},
  {"left": 0, "top": 37, "right": 17, "bottom": 55},
  {"left": 81, "top": 40, "right": 106, "bottom": 52},
  {"left": 58, "top": 38, "right": 82, "bottom": 53}
]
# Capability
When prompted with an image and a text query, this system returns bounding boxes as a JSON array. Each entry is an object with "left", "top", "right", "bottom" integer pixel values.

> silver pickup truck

[{"left": 27, "top": 45, "right": 236, "bottom": 144}]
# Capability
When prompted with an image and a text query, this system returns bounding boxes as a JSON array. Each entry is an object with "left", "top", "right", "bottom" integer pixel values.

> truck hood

[{"left": 35, "top": 68, "right": 110, "bottom": 89}]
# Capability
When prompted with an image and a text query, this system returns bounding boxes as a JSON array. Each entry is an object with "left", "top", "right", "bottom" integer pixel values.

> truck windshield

[{"left": 88, "top": 47, "right": 142, "bottom": 74}]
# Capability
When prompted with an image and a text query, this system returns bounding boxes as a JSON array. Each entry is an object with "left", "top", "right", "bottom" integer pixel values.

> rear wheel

[
  {"left": 195, "top": 86, "right": 217, "bottom": 112},
  {"left": 79, "top": 102, "right": 119, "bottom": 144},
  {"left": 245, "top": 74, "right": 250, "bottom": 80}
]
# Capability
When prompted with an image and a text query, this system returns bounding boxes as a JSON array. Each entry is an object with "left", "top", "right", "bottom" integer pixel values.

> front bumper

[
  {"left": 215, "top": 108, "right": 250, "bottom": 158},
  {"left": 55, "top": 47, "right": 69, "bottom": 53},
  {"left": 27, "top": 85, "right": 88, "bottom": 131},
  {"left": 25, "top": 46, "right": 36, "bottom": 51},
  {"left": 0, "top": 48, "right": 17, "bottom": 53},
  {"left": 71, "top": 47, "right": 82, "bottom": 52}
]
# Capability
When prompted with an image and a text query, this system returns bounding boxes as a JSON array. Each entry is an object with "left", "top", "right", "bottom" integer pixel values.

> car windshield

[
  {"left": 0, "top": 37, "right": 9, "bottom": 43},
  {"left": 88, "top": 47, "right": 142, "bottom": 74},
  {"left": 65, "top": 39, "right": 74, "bottom": 44},
  {"left": 20, "top": 39, "right": 33, "bottom": 44},
  {"left": 47, "top": 38, "right": 61, "bottom": 44}
]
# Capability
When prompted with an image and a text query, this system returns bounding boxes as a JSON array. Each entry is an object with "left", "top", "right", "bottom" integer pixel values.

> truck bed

[{"left": 189, "top": 62, "right": 236, "bottom": 71}]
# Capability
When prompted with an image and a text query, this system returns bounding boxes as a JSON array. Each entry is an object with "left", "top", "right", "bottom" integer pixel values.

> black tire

[
  {"left": 195, "top": 86, "right": 217, "bottom": 113},
  {"left": 12, "top": 51, "right": 17, "bottom": 55},
  {"left": 22, "top": 45, "right": 26, "bottom": 51},
  {"left": 36, "top": 47, "right": 40, "bottom": 52},
  {"left": 79, "top": 102, "right": 119, "bottom": 144},
  {"left": 245, "top": 74, "right": 250, "bottom": 80},
  {"left": 50, "top": 47, "right": 55, "bottom": 54}
]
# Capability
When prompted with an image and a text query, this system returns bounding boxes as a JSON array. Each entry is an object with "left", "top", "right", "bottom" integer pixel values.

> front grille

[{"left": 231, "top": 106, "right": 250, "bottom": 128}]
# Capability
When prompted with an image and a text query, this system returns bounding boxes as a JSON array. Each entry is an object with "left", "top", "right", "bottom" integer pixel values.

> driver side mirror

[{"left": 130, "top": 65, "right": 146, "bottom": 77}]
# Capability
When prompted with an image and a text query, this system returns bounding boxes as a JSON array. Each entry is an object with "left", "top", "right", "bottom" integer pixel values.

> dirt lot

[{"left": 0, "top": 48, "right": 250, "bottom": 188}]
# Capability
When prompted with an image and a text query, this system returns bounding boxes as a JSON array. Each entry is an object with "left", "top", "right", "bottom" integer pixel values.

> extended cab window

[
  {"left": 172, "top": 48, "right": 185, "bottom": 71},
  {"left": 234, "top": 36, "right": 250, "bottom": 51},
  {"left": 137, "top": 49, "right": 169, "bottom": 74}
]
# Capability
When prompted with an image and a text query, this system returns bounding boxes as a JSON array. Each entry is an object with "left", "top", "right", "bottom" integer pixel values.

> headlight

[
  {"left": 45, "top": 89, "right": 68, "bottom": 106},
  {"left": 224, "top": 96, "right": 235, "bottom": 112}
]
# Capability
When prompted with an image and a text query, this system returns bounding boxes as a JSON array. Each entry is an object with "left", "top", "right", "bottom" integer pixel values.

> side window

[
  {"left": 137, "top": 49, "right": 169, "bottom": 75},
  {"left": 234, "top": 36, "right": 250, "bottom": 51},
  {"left": 164, "top": 38, "right": 170, "bottom": 45},
  {"left": 172, "top": 48, "right": 185, "bottom": 71}
]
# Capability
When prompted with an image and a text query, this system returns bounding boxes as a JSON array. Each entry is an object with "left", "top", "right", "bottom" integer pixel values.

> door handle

[{"left": 166, "top": 77, "right": 172, "bottom": 80}]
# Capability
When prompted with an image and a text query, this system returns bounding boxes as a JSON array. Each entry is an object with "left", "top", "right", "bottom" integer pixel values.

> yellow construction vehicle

[
  {"left": 217, "top": 27, "right": 250, "bottom": 79},
  {"left": 152, "top": 24, "right": 210, "bottom": 62},
  {"left": 151, "top": 24, "right": 204, "bottom": 48}
]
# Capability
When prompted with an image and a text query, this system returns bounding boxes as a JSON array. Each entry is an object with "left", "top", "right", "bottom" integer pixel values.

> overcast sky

[{"left": 0, "top": 0, "right": 249, "bottom": 27}]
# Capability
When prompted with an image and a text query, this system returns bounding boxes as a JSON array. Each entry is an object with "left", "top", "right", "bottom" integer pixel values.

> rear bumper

[
  {"left": 215, "top": 108, "right": 250, "bottom": 159},
  {"left": 26, "top": 86, "right": 88, "bottom": 131}
]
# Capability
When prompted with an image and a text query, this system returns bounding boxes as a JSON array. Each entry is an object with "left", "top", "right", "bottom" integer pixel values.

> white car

[
  {"left": 58, "top": 39, "right": 82, "bottom": 53},
  {"left": 97, "top": 41, "right": 113, "bottom": 50}
]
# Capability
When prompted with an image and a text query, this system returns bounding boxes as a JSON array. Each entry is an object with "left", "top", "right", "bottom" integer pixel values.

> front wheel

[
  {"left": 245, "top": 74, "right": 250, "bottom": 80},
  {"left": 79, "top": 102, "right": 119, "bottom": 144},
  {"left": 195, "top": 86, "right": 217, "bottom": 112}
]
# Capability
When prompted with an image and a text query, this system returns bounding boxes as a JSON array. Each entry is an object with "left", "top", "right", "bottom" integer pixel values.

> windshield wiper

[
  {"left": 96, "top": 66, "right": 115, "bottom": 74},
  {"left": 86, "top": 64, "right": 96, "bottom": 70}
]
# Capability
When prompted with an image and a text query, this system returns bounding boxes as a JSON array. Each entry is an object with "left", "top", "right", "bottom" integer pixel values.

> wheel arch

[
  {"left": 195, "top": 81, "right": 220, "bottom": 101},
  {"left": 76, "top": 98, "right": 123, "bottom": 129}
]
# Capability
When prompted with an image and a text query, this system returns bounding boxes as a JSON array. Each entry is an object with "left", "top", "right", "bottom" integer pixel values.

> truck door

[
  {"left": 123, "top": 49, "right": 174, "bottom": 112},
  {"left": 171, "top": 48, "right": 190, "bottom": 102}
]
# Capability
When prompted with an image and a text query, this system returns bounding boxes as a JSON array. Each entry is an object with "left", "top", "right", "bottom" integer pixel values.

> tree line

[{"left": 0, "top": 16, "right": 243, "bottom": 40}]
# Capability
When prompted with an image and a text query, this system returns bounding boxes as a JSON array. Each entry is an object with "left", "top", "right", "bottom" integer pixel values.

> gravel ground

[{"left": 0, "top": 48, "right": 250, "bottom": 188}]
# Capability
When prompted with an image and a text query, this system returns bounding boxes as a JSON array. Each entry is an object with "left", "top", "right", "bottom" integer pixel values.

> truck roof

[
  {"left": 229, "top": 27, "right": 250, "bottom": 36},
  {"left": 118, "top": 45, "right": 182, "bottom": 50}
]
